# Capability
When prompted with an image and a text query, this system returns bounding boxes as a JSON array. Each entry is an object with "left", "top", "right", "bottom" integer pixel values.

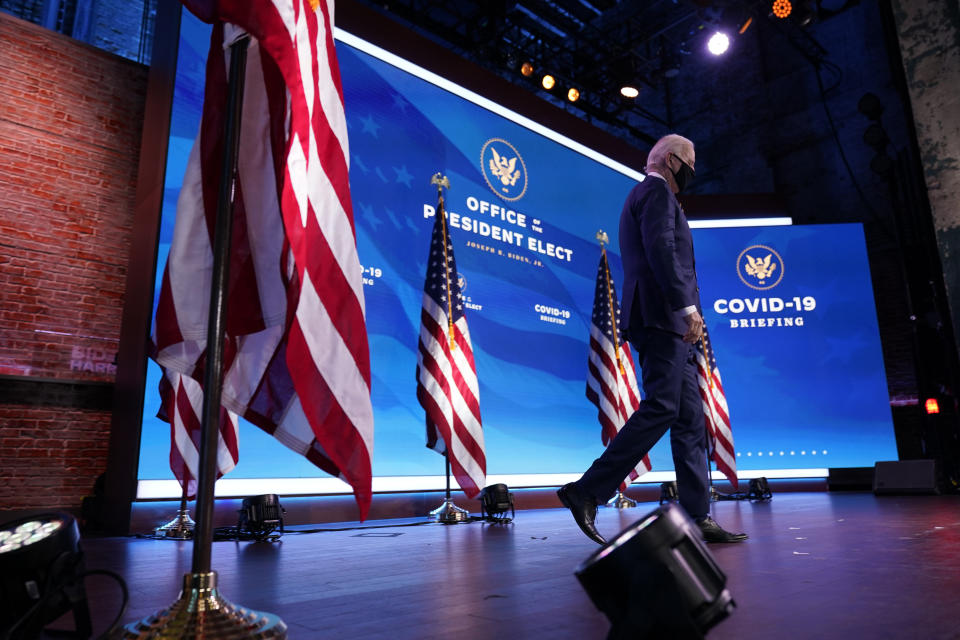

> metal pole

[
  {"left": 191, "top": 35, "right": 249, "bottom": 575},
  {"left": 116, "top": 32, "right": 286, "bottom": 638},
  {"left": 445, "top": 453, "right": 452, "bottom": 500}
]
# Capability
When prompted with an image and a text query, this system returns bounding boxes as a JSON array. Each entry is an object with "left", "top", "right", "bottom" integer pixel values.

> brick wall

[{"left": 0, "top": 12, "right": 147, "bottom": 514}]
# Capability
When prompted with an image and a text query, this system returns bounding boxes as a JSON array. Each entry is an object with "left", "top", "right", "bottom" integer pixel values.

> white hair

[{"left": 647, "top": 134, "right": 694, "bottom": 167}]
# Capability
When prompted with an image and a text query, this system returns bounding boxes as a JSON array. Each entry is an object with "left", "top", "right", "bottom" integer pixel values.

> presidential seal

[
  {"left": 736, "top": 245, "right": 784, "bottom": 290},
  {"left": 480, "top": 138, "right": 528, "bottom": 201}
]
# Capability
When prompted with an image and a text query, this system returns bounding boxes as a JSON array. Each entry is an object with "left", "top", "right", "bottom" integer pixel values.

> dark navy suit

[{"left": 579, "top": 175, "right": 710, "bottom": 519}]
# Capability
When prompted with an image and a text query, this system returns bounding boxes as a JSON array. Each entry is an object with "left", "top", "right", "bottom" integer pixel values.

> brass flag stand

[
  {"left": 153, "top": 484, "right": 195, "bottom": 540},
  {"left": 113, "top": 36, "right": 286, "bottom": 638},
  {"left": 597, "top": 230, "right": 637, "bottom": 510},
  {"left": 426, "top": 173, "right": 470, "bottom": 525},
  {"left": 429, "top": 454, "right": 471, "bottom": 524}
]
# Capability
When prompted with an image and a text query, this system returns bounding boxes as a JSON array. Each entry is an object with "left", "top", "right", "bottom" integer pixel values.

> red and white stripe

[
  {"left": 160, "top": 370, "right": 239, "bottom": 498},
  {"left": 587, "top": 324, "right": 652, "bottom": 488},
  {"left": 416, "top": 199, "right": 486, "bottom": 498},
  {"left": 417, "top": 295, "right": 486, "bottom": 497},
  {"left": 696, "top": 339, "right": 737, "bottom": 488},
  {"left": 155, "top": 0, "right": 374, "bottom": 517}
]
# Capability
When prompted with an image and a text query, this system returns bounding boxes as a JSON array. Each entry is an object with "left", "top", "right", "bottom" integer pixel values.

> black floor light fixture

[
  {"left": 237, "top": 494, "right": 286, "bottom": 542},
  {"left": 659, "top": 481, "right": 679, "bottom": 504},
  {"left": 479, "top": 483, "right": 515, "bottom": 523},
  {"left": 747, "top": 477, "right": 772, "bottom": 501},
  {"left": 575, "top": 503, "right": 735, "bottom": 639},
  {"left": 0, "top": 512, "right": 92, "bottom": 639}
]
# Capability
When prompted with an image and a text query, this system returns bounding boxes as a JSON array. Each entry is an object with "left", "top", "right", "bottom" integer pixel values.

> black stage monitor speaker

[
  {"left": 575, "top": 503, "right": 735, "bottom": 640},
  {"left": 873, "top": 460, "right": 938, "bottom": 495}
]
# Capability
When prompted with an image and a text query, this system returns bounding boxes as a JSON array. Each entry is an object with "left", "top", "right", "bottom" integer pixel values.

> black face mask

[{"left": 670, "top": 153, "right": 695, "bottom": 192}]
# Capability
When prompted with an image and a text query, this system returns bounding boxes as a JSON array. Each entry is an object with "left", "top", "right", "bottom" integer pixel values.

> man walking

[{"left": 558, "top": 134, "right": 747, "bottom": 545}]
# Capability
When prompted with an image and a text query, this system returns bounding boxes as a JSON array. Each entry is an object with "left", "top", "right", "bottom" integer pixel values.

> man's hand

[{"left": 683, "top": 309, "right": 704, "bottom": 344}]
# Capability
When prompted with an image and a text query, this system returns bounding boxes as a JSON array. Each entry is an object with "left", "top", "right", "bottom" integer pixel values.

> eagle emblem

[
  {"left": 736, "top": 245, "right": 784, "bottom": 290},
  {"left": 744, "top": 253, "right": 777, "bottom": 282},
  {"left": 480, "top": 138, "right": 527, "bottom": 201},
  {"left": 488, "top": 148, "right": 521, "bottom": 187}
]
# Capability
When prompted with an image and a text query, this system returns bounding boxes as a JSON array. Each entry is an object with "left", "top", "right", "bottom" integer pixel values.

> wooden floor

[{"left": 50, "top": 492, "right": 960, "bottom": 639}]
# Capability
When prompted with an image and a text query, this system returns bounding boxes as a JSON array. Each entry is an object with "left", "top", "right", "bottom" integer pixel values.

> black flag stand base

[
  {"left": 114, "top": 572, "right": 287, "bottom": 638},
  {"left": 606, "top": 489, "right": 637, "bottom": 509},
  {"left": 112, "top": 35, "right": 287, "bottom": 638},
  {"left": 429, "top": 453, "right": 471, "bottom": 524}
]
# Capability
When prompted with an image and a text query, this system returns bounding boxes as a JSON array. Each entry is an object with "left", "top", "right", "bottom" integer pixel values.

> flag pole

[
  {"left": 427, "top": 173, "right": 470, "bottom": 525},
  {"left": 700, "top": 331, "right": 720, "bottom": 504},
  {"left": 596, "top": 230, "right": 637, "bottom": 510},
  {"left": 116, "top": 34, "right": 286, "bottom": 638}
]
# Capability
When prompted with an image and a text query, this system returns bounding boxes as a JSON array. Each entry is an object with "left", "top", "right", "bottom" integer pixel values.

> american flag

[
  {"left": 416, "top": 185, "right": 486, "bottom": 498},
  {"left": 153, "top": 0, "right": 375, "bottom": 518},
  {"left": 696, "top": 326, "right": 737, "bottom": 488},
  {"left": 586, "top": 247, "right": 651, "bottom": 488}
]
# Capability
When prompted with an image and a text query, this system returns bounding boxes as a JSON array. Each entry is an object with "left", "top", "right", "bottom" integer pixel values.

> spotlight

[
  {"left": 857, "top": 92, "right": 884, "bottom": 120},
  {"left": 772, "top": 0, "right": 792, "bottom": 19},
  {"left": 520, "top": 61, "right": 534, "bottom": 77},
  {"left": 659, "top": 481, "right": 678, "bottom": 504},
  {"left": 863, "top": 123, "right": 889, "bottom": 151},
  {"left": 237, "top": 494, "right": 285, "bottom": 542},
  {"left": 707, "top": 31, "right": 730, "bottom": 56},
  {"left": 926, "top": 398, "right": 940, "bottom": 414},
  {"left": 541, "top": 74, "right": 556, "bottom": 90},
  {"left": 566, "top": 87, "right": 580, "bottom": 102},
  {"left": 620, "top": 84, "right": 639, "bottom": 99},
  {"left": 576, "top": 503, "right": 735, "bottom": 638},
  {"left": 0, "top": 512, "right": 92, "bottom": 639},
  {"left": 479, "top": 484, "right": 515, "bottom": 523},
  {"left": 747, "top": 477, "right": 772, "bottom": 501},
  {"left": 869, "top": 153, "right": 895, "bottom": 178}
]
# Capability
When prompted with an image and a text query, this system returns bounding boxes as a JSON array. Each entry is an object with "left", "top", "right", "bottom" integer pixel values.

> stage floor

[{"left": 54, "top": 491, "right": 960, "bottom": 639}]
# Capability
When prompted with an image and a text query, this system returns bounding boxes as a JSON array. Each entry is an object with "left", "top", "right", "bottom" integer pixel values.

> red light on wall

[
  {"left": 925, "top": 398, "right": 940, "bottom": 414},
  {"left": 772, "top": 0, "right": 792, "bottom": 19}
]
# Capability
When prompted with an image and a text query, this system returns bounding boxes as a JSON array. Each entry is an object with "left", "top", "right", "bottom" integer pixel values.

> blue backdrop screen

[{"left": 136, "top": 12, "right": 897, "bottom": 488}]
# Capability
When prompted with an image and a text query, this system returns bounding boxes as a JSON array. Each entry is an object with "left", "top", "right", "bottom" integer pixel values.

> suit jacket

[{"left": 619, "top": 176, "right": 700, "bottom": 338}]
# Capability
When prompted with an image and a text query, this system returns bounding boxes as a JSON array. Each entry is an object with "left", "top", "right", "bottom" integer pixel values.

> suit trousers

[{"left": 579, "top": 328, "right": 710, "bottom": 519}]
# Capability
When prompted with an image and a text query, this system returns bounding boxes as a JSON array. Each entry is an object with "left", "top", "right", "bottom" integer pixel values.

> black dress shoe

[
  {"left": 696, "top": 516, "right": 748, "bottom": 543},
  {"left": 557, "top": 482, "right": 607, "bottom": 545}
]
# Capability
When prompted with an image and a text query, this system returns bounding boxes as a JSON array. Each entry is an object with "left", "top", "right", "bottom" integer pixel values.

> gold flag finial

[
  {"left": 430, "top": 172, "right": 450, "bottom": 192},
  {"left": 595, "top": 229, "right": 609, "bottom": 247}
]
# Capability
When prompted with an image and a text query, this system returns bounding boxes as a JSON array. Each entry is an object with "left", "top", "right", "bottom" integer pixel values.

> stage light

[
  {"left": 870, "top": 153, "right": 895, "bottom": 178},
  {"left": 925, "top": 398, "right": 940, "bottom": 414},
  {"left": 772, "top": 0, "right": 792, "bottom": 19},
  {"left": 857, "top": 92, "right": 884, "bottom": 120},
  {"left": 520, "top": 61, "right": 534, "bottom": 77},
  {"left": 480, "top": 483, "right": 515, "bottom": 522},
  {"left": 541, "top": 74, "right": 556, "bottom": 90},
  {"left": 237, "top": 494, "right": 285, "bottom": 542},
  {"left": 707, "top": 32, "right": 730, "bottom": 56},
  {"left": 576, "top": 503, "right": 735, "bottom": 638},
  {"left": 659, "top": 45, "right": 681, "bottom": 79},
  {"left": 0, "top": 512, "right": 92, "bottom": 639},
  {"left": 863, "top": 123, "right": 889, "bottom": 151},
  {"left": 659, "top": 481, "right": 678, "bottom": 504},
  {"left": 748, "top": 477, "right": 773, "bottom": 501},
  {"left": 566, "top": 87, "right": 580, "bottom": 102},
  {"left": 620, "top": 84, "right": 639, "bottom": 99}
]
